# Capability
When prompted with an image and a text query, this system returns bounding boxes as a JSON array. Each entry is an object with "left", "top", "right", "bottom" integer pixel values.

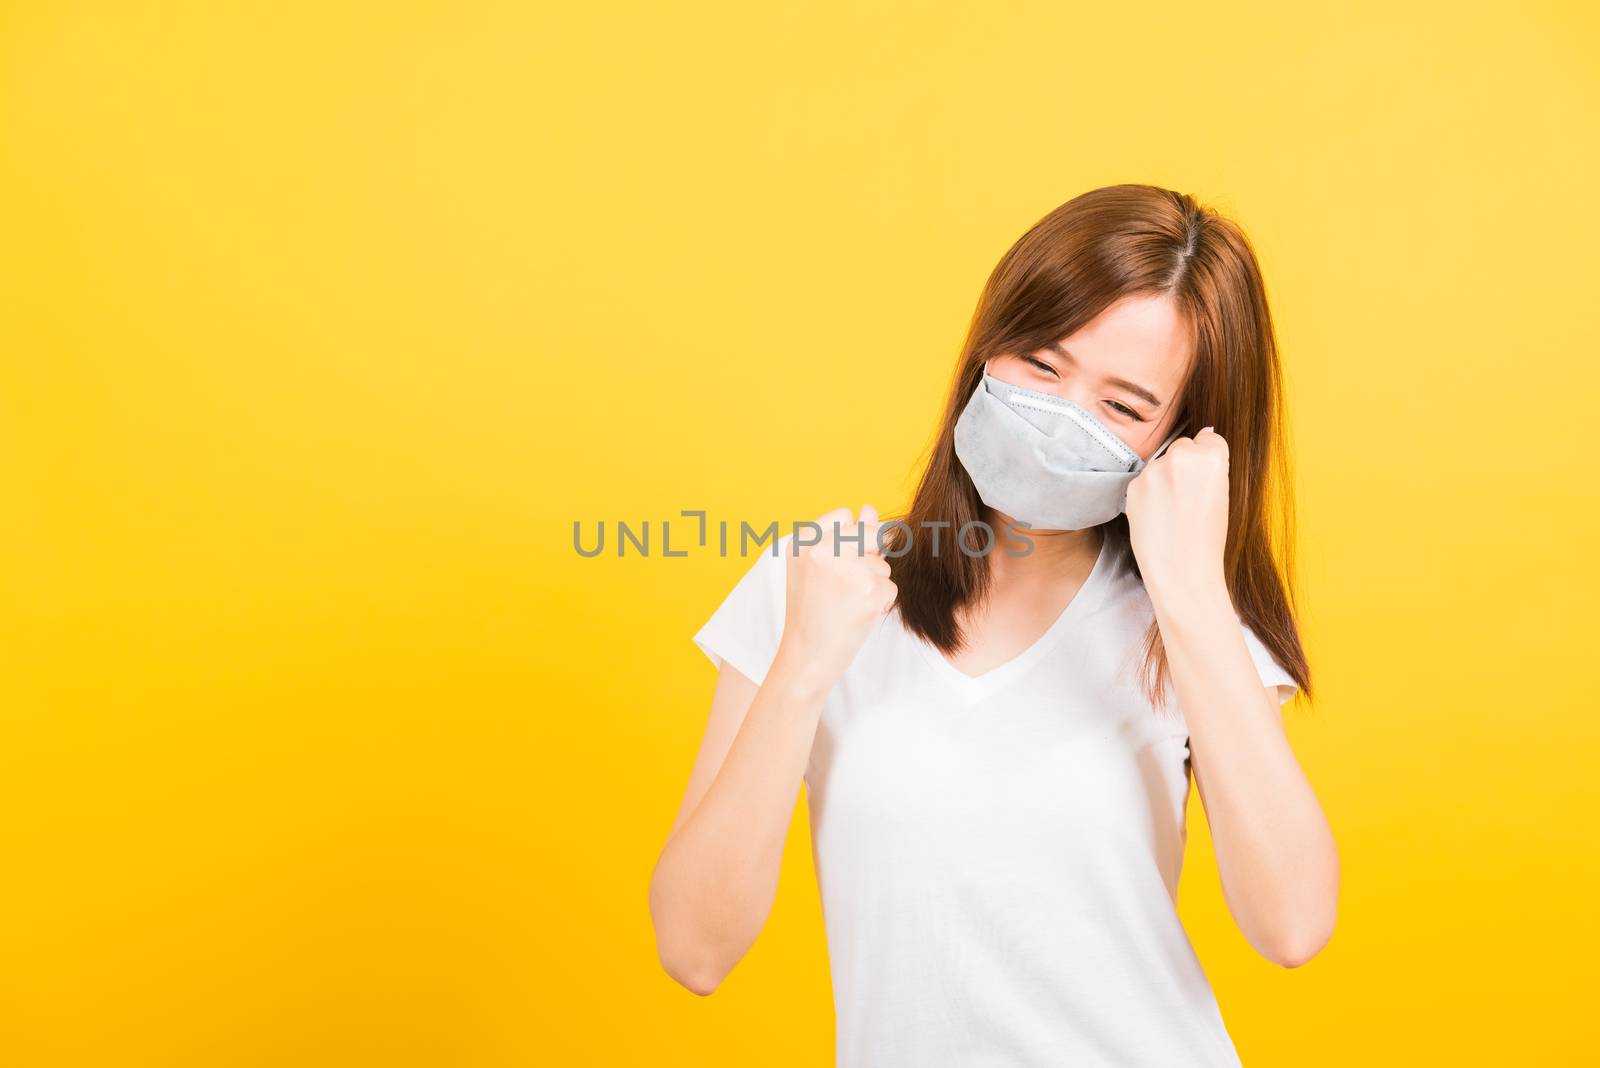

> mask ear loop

[{"left": 1145, "top": 426, "right": 1187, "bottom": 466}]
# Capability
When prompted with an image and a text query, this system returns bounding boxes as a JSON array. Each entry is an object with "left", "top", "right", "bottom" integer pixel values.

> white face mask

[{"left": 952, "top": 358, "right": 1183, "bottom": 531}]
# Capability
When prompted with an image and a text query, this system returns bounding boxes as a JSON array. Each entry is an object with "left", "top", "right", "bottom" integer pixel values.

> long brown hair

[{"left": 883, "top": 183, "right": 1312, "bottom": 710}]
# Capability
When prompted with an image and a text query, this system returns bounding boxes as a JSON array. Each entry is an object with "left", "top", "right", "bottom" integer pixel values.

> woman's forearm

[
  {"left": 1149, "top": 582, "right": 1340, "bottom": 968},
  {"left": 648, "top": 641, "right": 832, "bottom": 994}
]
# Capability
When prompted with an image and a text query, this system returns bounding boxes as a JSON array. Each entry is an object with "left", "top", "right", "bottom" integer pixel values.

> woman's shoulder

[{"left": 691, "top": 530, "right": 794, "bottom": 686}]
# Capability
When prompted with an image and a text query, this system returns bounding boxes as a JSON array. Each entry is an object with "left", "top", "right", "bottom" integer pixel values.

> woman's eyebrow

[{"left": 1046, "top": 341, "right": 1164, "bottom": 408}]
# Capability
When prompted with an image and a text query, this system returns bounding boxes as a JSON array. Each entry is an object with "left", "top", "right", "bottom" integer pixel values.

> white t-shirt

[{"left": 692, "top": 529, "right": 1298, "bottom": 1067}]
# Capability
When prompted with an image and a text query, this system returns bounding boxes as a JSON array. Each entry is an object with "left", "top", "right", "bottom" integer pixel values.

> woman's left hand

[{"left": 1125, "top": 426, "right": 1232, "bottom": 608}]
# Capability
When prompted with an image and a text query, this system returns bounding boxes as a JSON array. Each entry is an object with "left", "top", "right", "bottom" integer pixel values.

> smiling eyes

[{"left": 1019, "top": 355, "right": 1145, "bottom": 422}]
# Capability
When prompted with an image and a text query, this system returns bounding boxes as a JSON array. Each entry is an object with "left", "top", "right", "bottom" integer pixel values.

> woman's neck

[{"left": 983, "top": 511, "right": 1105, "bottom": 586}]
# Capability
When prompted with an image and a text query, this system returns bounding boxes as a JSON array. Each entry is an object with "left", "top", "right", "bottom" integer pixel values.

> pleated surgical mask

[{"left": 952, "top": 358, "right": 1183, "bottom": 531}]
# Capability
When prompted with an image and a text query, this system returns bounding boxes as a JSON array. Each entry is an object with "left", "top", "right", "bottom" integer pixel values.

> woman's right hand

[{"left": 779, "top": 504, "right": 899, "bottom": 689}]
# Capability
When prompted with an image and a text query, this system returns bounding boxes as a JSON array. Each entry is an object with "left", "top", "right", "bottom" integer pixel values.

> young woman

[{"left": 648, "top": 183, "right": 1338, "bottom": 1067}]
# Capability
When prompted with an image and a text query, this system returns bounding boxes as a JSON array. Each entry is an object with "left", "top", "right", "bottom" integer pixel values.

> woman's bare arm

[
  {"left": 648, "top": 644, "right": 833, "bottom": 995},
  {"left": 1126, "top": 429, "right": 1338, "bottom": 968},
  {"left": 1152, "top": 586, "right": 1340, "bottom": 967},
  {"left": 650, "top": 505, "right": 896, "bottom": 994}
]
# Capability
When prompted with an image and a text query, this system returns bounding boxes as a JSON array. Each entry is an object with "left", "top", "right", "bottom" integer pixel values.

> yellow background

[{"left": 3, "top": 2, "right": 1596, "bottom": 1064}]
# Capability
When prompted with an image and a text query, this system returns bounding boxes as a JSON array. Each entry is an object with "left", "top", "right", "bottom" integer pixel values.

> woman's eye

[
  {"left": 1105, "top": 400, "right": 1144, "bottom": 422},
  {"left": 1022, "top": 356, "right": 1058, "bottom": 376}
]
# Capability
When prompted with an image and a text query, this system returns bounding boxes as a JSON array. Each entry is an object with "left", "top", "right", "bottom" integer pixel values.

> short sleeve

[
  {"left": 691, "top": 533, "right": 790, "bottom": 687},
  {"left": 1239, "top": 619, "right": 1300, "bottom": 706}
]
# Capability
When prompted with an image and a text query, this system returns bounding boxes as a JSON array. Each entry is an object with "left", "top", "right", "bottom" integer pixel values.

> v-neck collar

[{"left": 913, "top": 531, "right": 1119, "bottom": 705}]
